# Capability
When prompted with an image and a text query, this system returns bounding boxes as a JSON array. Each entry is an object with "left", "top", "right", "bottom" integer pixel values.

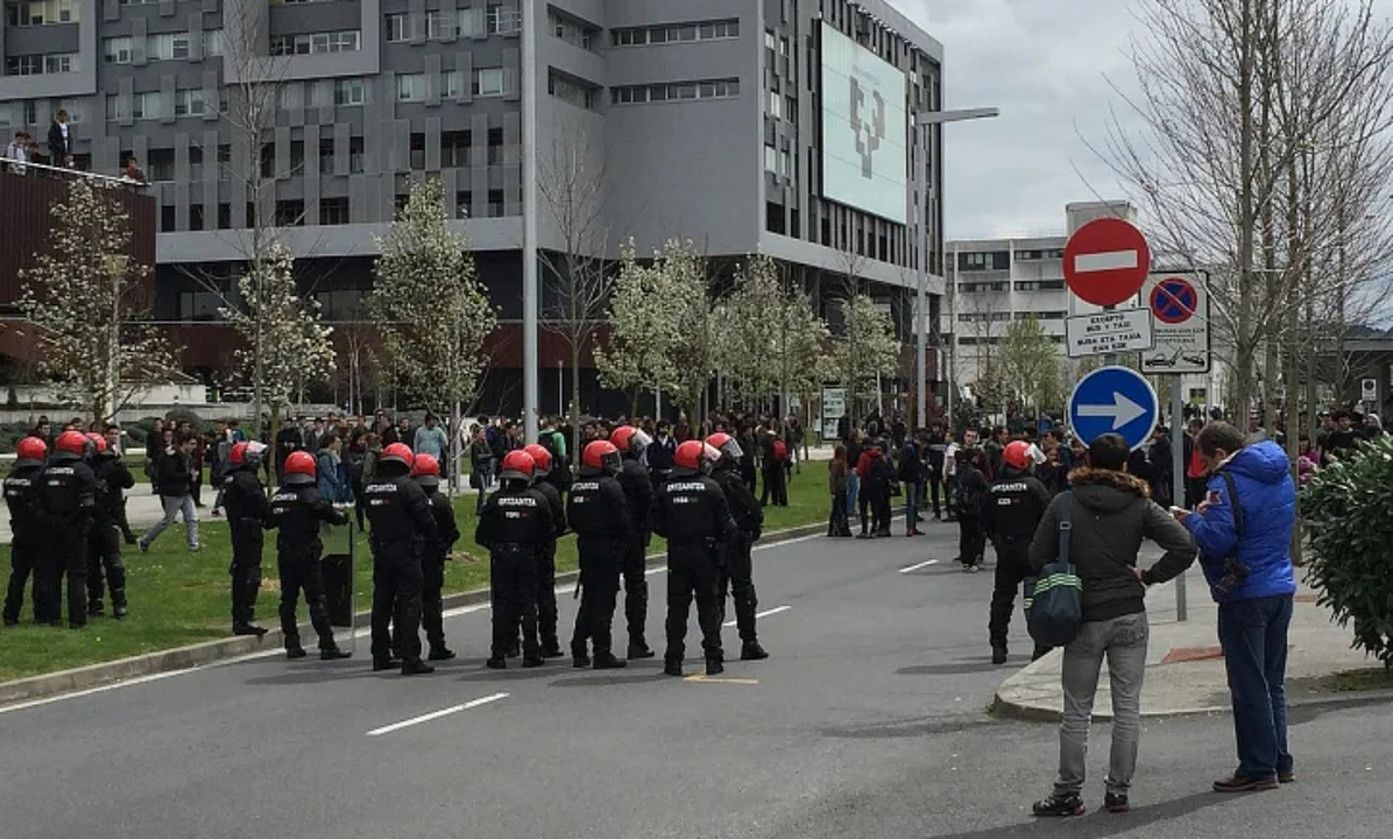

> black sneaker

[
  {"left": 486, "top": 657, "right": 507, "bottom": 670},
  {"left": 572, "top": 651, "right": 591, "bottom": 669},
  {"left": 232, "top": 623, "right": 269, "bottom": 637},
  {"left": 522, "top": 655, "right": 545, "bottom": 668},
  {"left": 592, "top": 652, "right": 627, "bottom": 670},
  {"left": 427, "top": 646, "right": 457, "bottom": 661},
  {"left": 541, "top": 642, "right": 566, "bottom": 658},
  {"left": 705, "top": 658, "right": 724, "bottom": 676},
  {"left": 740, "top": 641, "right": 769, "bottom": 661},
  {"left": 991, "top": 643, "right": 1008, "bottom": 665},
  {"left": 1032, "top": 793, "right": 1085, "bottom": 817},
  {"left": 320, "top": 648, "right": 352, "bottom": 661},
  {"left": 1104, "top": 792, "right": 1129, "bottom": 813},
  {"left": 663, "top": 659, "right": 683, "bottom": 677},
  {"left": 627, "top": 641, "right": 655, "bottom": 660},
  {"left": 401, "top": 660, "right": 435, "bottom": 676},
  {"left": 285, "top": 647, "right": 307, "bottom": 660},
  {"left": 372, "top": 658, "right": 401, "bottom": 672}
]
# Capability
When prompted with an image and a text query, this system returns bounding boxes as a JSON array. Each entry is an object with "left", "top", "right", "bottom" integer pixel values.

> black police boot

[
  {"left": 111, "top": 591, "right": 128, "bottom": 619},
  {"left": 541, "top": 638, "right": 565, "bottom": 658},
  {"left": 320, "top": 646, "right": 352, "bottom": 661},
  {"left": 486, "top": 656, "right": 507, "bottom": 669},
  {"left": 740, "top": 641, "right": 769, "bottom": 661},
  {"left": 627, "top": 639, "right": 655, "bottom": 660},
  {"left": 705, "top": 655, "right": 724, "bottom": 676},
  {"left": 372, "top": 658, "right": 398, "bottom": 672},
  {"left": 428, "top": 645, "right": 457, "bottom": 661},
  {"left": 522, "top": 654, "right": 546, "bottom": 668},
  {"left": 592, "top": 651, "right": 627, "bottom": 670},
  {"left": 285, "top": 644, "right": 308, "bottom": 660},
  {"left": 401, "top": 659, "right": 435, "bottom": 676},
  {"left": 663, "top": 658, "right": 683, "bottom": 677},
  {"left": 233, "top": 623, "right": 269, "bottom": 637},
  {"left": 992, "top": 641, "right": 1009, "bottom": 666},
  {"left": 87, "top": 599, "right": 104, "bottom": 617},
  {"left": 505, "top": 642, "right": 520, "bottom": 658},
  {"left": 571, "top": 647, "right": 591, "bottom": 668}
]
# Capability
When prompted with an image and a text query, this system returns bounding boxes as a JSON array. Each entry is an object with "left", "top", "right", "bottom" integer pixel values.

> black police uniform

[
  {"left": 418, "top": 480, "right": 460, "bottom": 659},
  {"left": 266, "top": 478, "right": 349, "bottom": 657},
  {"left": 364, "top": 462, "right": 438, "bottom": 672},
  {"left": 87, "top": 450, "right": 135, "bottom": 617},
  {"left": 712, "top": 461, "right": 766, "bottom": 658},
  {"left": 982, "top": 465, "right": 1053, "bottom": 660},
  {"left": 2, "top": 460, "right": 45, "bottom": 625},
  {"left": 32, "top": 450, "right": 97, "bottom": 628},
  {"left": 529, "top": 472, "right": 568, "bottom": 657},
  {"left": 475, "top": 481, "right": 554, "bottom": 667},
  {"left": 566, "top": 466, "right": 632, "bottom": 667},
  {"left": 652, "top": 470, "right": 737, "bottom": 675},
  {"left": 615, "top": 454, "right": 655, "bottom": 656},
  {"left": 222, "top": 459, "right": 270, "bottom": 633}
]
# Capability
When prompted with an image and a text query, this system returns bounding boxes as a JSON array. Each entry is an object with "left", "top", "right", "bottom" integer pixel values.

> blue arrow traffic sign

[{"left": 1068, "top": 366, "right": 1159, "bottom": 451}]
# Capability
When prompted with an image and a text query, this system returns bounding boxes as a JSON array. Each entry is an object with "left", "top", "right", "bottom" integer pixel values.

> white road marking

[
  {"left": 1074, "top": 249, "right": 1138, "bottom": 273},
  {"left": 752, "top": 533, "right": 822, "bottom": 552},
  {"left": 723, "top": 605, "right": 790, "bottom": 627},
  {"left": 365, "top": 692, "right": 508, "bottom": 737},
  {"left": 898, "top": 559, "right": 940, "bottom": 574}
]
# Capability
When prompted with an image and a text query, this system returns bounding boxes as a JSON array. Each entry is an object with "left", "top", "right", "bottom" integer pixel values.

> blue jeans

[
  {"left": 1217, "top": 594, "right": 1294, "bottom": 780},
  {"left": 903, "top": 481, "right": 919, "bottom": 531},
  {"left": 846, "top": 473, "right": 860, "bottom": 514}
]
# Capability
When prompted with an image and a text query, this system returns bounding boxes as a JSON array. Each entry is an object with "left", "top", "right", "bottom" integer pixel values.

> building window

[
  {"left": 441, "top": 130, "right": 470, "bottom": 167},
  {"left": 334, "top": 77, "right": 365, "bottom": 106},
  {"left": 472, "top": 67, "right": 504, "bottom": 97},
  {"left": 486, "top": 2, "right": 519, "bottom": 34},
  {"left": 146, "top": 31, "right": 194, "bottom": 61},
  {"left": 314, "top": 289, "right": 364, "bottom": 320},
  {"left": 319, "top": 197, "right": 350, "bottom": 225},
  {"left": 148, "top": 148, "right": 174, "bottom": 181},
  {"left": 319, "top": 138, "right": 335, "bottom": 174},
  {"left": 103, "top": 36, "right": 133, "bottom": 64},
  {"left": 275, "top": 200, "right": 304, "bottom": 226},
  {"left": 442, "top": 69, "right": 463, "bottom": 98},
  {"left": 205, "top": 29, "right": 224, "bottom": 56},
  {"left": 217, "top": 203, "right": 232, "bottom": 230},
  {"left": 5, "top": 0, "right": 78, "bottom": 26},
  {"left": 269, "top": 29, "right": 360, "bottom": 56},
  {"left": 764, "top": 144, "right": 777, "bottom": 174},
  {"left": 177, "top": 291, "right": 223, "bottom": 320},
  {"left": 548, "top": 70, "right": 598, "bottom": 110},
  {"left": 425, "top": 9, "right": 450, "bottom": 39},
  {"left": 455, "top": 190, "right": 472, "bottom": 217},
  {"left": 487, "top": 189, "right": 504, "bottom": 217},
  {"left": 288, "top": 139, "right": 304, "bottom": 174},
  {"left": 486, "top": 128, "right": 503, "bottom": 165},
  {"left": 349, "top": 136, "right": 364, "bottom": 173},
  {"left": 767, "top": 89, "right": 781, "bottom": 120},
  {"left": 455, "top": 8, "right": 477, "bottom": 37},
  {"left": 385, "top": 12, "right": 408, "bottom": 42},
  {"left": 396, "top": 72, "right": 426, "bottom": 102},
  {"left": 610, "top": 78, "right": 739, "bottom": 105},
  {"left": 410, "top": 132, "right": 425, "bottom": 169},
  {"left": 548, "top": 8, "right": 598, "bottom": 50},
  {"left": 611, "top": 18, "right": 738, "bottom": 47},
  {"left": 5, "top": 52, "right": 78, "bottom": 75},
  {"left": 189, "top": 204, "right": 204, "bottom": 231},
  {"left": 173, "top": 88, "right": 214, "bottom": 117},
  {"left": 189, "top": 146, "right": 203, "bottom": 180}
]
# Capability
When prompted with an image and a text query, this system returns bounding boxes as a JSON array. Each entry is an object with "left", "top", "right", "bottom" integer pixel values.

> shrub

[{"left": 1302, "top": 434, "right": 1393, "bottom": 668}]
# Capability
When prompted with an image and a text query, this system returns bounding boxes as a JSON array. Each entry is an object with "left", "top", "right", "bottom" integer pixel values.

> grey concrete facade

[{"left": 1, "top": 0, "right": 945, "bottom": 406}]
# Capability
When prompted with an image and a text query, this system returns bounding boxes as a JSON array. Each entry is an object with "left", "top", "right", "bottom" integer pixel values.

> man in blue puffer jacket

[{"left": 1176, "top": 421, "right": 1296, "bottom": 794}]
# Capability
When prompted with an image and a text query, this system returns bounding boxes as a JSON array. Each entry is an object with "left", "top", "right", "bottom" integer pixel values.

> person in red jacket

[{"left": 854, "top": 444, "right": 878, "bottom": 537}]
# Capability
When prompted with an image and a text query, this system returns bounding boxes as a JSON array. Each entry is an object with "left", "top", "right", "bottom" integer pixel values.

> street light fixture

[{"left": 914, "top": 106, "right": 1000, "bottom": 431}]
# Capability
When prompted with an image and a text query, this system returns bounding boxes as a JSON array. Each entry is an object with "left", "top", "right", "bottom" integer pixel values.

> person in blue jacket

[
  {"left": 315, "top": 432, "right": 355, "bottom": 506},
  {"left": 1174, "top": 421, "right": 1296, "bottom": 793}
]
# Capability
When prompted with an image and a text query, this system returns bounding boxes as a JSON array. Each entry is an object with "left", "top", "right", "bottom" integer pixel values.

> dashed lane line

[{"left": 366, "top": 692, "right": 509, "bottom": 737}]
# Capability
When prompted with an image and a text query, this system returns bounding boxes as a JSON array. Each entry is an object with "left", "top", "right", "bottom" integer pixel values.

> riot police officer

[
  {"left": 475, "top": 450, "right": 554, "bottom": 669},
  {"left": 566, "top": 440, "right": 631, "bottom": 669},
  {"left": 982, "top": 440, "right": 1053, "bottom": 664},
  {"left": 610, "top": 425, "right": 655, "bottom": 659},
  {"left": 706, "top": 432, "right": 768, "bottom": 661},
  {"left": 3, "top": 436, "right": 48, "bottom": 625},
  {"left": 32, "top": 430, "right": 97, "bottom": 628},
  {"left": 363, "top": 442, "right": 438, "bottom": 675},
  {"left": 86, "top": 432, "right": 135, "bottom": 618},
  {"left": 653, "top": 440, "right": 737, "bottom": 677},
  {"left": 265, "top": 451, "right": 351, "bottom": 660},
  {"left": 523, "top": 442, "right": 568, "bottom": 658},
  {"left": 410, "top": 453, "right": 460, "bottom": 661},
  {"left": 223, "top": 441, "right": 271, "bottom": 636}
]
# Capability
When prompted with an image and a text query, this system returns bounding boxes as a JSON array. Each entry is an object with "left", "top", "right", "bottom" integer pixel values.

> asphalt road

[{"left": 2, "top": 522, "right": 1390, "bottom": 838}]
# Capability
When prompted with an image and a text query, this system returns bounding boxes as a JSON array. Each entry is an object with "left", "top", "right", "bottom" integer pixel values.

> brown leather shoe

[{"left": 1213, "top": 773, "right": 1279, "bottom": 793}]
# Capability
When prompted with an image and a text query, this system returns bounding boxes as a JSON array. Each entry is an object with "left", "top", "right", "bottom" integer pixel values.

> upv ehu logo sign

[{"left": 848, "top": 76, "right": 887, "bottom": 179}]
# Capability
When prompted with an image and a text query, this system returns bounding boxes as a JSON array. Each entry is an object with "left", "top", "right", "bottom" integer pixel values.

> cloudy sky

[{"left": 887, "top": 0, "right": 1393, "bottom": 242}]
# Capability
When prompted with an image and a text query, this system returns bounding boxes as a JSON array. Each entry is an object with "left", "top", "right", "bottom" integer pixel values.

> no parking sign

[{"left": 1141, "top": 271, "right": 1210, "bottom": 373}]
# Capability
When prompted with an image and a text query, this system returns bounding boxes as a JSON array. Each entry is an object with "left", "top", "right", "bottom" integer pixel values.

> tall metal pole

[
  {"left": 520, "top": 0, "right": 540, "bottom": 442},
  {"left": 916, "top": 254, "right": 927, "bottom": 429},
  {"left": 1171, "top": 376, "right": 1188, "bottom": 622}
]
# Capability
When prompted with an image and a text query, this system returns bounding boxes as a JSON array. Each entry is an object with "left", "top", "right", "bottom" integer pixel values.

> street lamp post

[{"left": 914, "top": 107, "right": 999, "bottom": 430}]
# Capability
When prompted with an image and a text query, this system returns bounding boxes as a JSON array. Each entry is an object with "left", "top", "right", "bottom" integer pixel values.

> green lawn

[{"left": 0, "top": 469, "right": 833, "bottom": 682}]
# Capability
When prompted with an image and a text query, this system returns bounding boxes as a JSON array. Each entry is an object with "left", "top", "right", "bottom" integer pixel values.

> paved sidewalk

[{"left": 993, "top": 562, "right": 1379, "bottom": 720}]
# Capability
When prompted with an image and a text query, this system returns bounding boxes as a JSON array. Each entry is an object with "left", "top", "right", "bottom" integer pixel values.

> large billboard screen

[{"left": 820, "top": 22, "right": 908, "bottom": 224}]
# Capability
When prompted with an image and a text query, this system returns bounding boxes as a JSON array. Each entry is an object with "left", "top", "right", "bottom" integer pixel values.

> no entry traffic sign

[{"left": 1064, "top": 218, "right": 1151, "bottom": 307}]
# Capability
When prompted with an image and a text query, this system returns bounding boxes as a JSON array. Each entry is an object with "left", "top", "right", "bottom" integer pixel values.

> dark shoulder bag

[{"left": 1026, "top": 491, "right": 1084, "bottom": 647}]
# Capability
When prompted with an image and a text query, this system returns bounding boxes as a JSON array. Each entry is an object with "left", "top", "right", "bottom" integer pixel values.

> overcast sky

[{"left": 889, "top": 0, "right": 1393, "bottom": 243}]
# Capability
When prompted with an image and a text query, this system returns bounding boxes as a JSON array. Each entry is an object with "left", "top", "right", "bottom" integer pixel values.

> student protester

[
  {"left": 1028, "top": 433, "right": 1196, "bottom": 817},
  {"left": 827, "top": 445, "right": 852, "bottom": 537},
  {"left": 139, "top": 433, "right": 201, "bottom": 553},
  {"left": 1176, "top": 421, "right": 1298, "bottom": 793}
]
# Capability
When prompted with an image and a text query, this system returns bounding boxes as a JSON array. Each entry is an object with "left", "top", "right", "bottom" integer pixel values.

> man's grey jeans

[
  {"left": 139, "top": 494, "right": 200, "bottom": 551},
  {"left": 1055, "top": 611, "right": 1149, "bottom": 796}
]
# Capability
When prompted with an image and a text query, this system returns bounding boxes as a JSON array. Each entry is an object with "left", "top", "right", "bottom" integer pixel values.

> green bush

[{"left": 1302, "top": 434, "right": 1393, "bottom": 668}]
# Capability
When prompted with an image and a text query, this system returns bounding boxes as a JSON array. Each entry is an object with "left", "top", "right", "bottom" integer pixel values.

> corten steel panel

[{"left": 0, "top": 170, "right": 157, "bottom": 311}]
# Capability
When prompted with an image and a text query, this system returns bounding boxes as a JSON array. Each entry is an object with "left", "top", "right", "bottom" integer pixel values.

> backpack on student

[
  {"left": 771, "top": 438, "right": 789, "bottom": 462},
  {"left": 952, "top": 465, "right": 984, "bottom": 516},
  {"left": 1025, "top": 492, "right": 1083, "bottom": 647}
]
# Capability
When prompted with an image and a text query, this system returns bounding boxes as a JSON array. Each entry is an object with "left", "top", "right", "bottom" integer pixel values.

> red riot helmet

[
  {"left": 582, "top": 440, "right": 622, "bottom": 475},
  {"left": 15, "top": 436, "right": 47, "bottom": 467},
  {"left": 283, "top": 450, "right": 317, "bottom": 485},
  {"left": 522, "top": 443, "right": 552, "bottom": 476},
  {"left": 381, "top": 442, "right": 415, "bottom": 470},
  {"left": 499, "top": 450, "right": 537, "bottom": 483},
  {"left": 704, "top": 432, "right": 743, "bottom": 466},
  {"left": 411, "top": 452, "right": 441, "bottom": 488},
  {"left": 54, "top": 430, "right": 88, "bottom": 457}
]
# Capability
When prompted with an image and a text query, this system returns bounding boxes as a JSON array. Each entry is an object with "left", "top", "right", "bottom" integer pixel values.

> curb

[
  {"left": 0, "top": 521, "right": 829, "bottom": 709},
  {"left": 989, "top": 653, "right": 1393, "bottom": 722}
]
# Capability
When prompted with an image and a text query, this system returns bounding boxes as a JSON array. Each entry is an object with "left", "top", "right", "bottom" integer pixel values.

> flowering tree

[
  {"left": 221, "top": 243, "right": 335, "bottom": 455},
  {"left": 830, "top": 294, "right": 900, "bottom": 415},
  {"left": 17, "top": 179, "right": 179, "bottom": 423},
  {"left": 595, "top": 241, "right": 681, "bottom": 413},
  {"left": 368, "top": 177, "right": 496, "bottom": 486},
  {"left": 716, "top": 255, "right": 829, "bottom": 412},
  {"left": 660, "top": 240, "right": 718, "bottom": 420}
]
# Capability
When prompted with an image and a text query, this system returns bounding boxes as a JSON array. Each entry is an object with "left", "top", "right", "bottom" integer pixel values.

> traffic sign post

[
  {"left": 1142, "top": 271, "right": 1211, "bottom": 374},
  {"left": 1063, "top": 218, "right": 1152, "bottom": 307},
  {"left": 1068, "top": 366, "right": 1160, "bottom": 451}
]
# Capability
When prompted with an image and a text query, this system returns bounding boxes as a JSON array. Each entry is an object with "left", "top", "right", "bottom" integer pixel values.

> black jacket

[
  {"left": 155, "top": 449, "right": 192, "bottom": 498},
  {"left": 47, "top": 120, "right": 72, "bottom": 162},
  {"left": 92, "top": 455, "right": 135, "bottom": 526},
  {"left": 713, "top": 465, "right": 762, "bottom": 541},
  {"left": 1028, "top": 467, "right": 1196, "bottom": 623},
  {"left": 616, "top": 457, "right": 654, "bottom": 536},
  {"left": 981, "top": 467, "right": 1051, "bottom": 543},
  {"left": 532, "top": 477, "right": 568, "bottom": 541}
]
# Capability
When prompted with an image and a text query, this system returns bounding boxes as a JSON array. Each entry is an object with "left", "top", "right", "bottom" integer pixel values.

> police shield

[{"left": 321, "top": 517, "right": 356, "bottom": 653}]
